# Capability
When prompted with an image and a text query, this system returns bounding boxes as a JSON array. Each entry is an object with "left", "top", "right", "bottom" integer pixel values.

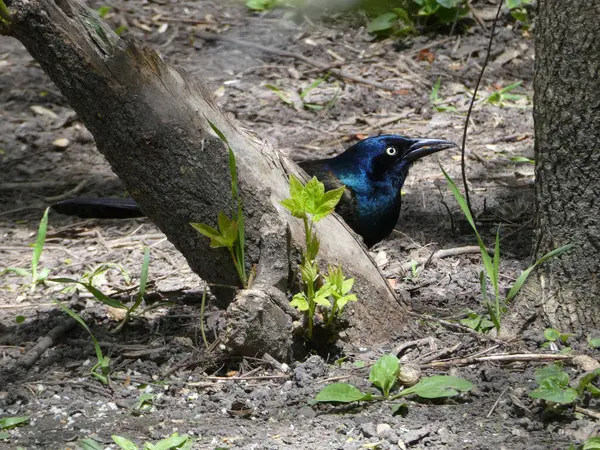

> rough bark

[
  {"left": 0, "top": 0, "right": 407, "bottom": 358},
  {"left": 532, "top": 0, "right": 600, "bottom": 331}
]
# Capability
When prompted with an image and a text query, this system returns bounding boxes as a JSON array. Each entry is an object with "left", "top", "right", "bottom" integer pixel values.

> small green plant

[
  {"left": 280, "top": 175, "right": 356, "bottom": 339},
  {"left": 529, "top": 362, "right": 600, "bottom": 406},
  {"left": 245, "top": 0, "right": 279, "bottom": 11},
  {"left": 460, "top": 310, "right": 495, "bottom": 333},
  {"left": 484, "top": 81, "right": 528, "bottom": 107},
  {"left": 0, "top": 416, "right": 29, "bottom": 440},
  {"left": 80, "top": 432, "right": 193, "bottom": 450},
  {"left": 506, "top": 0, "right": 533, "bottom": 28},
  {"left": 2, "top": 207, "right": 51, "bottom": 292},
  {"left": 191, "top": 121, "right": 248, "bottom": 288},
  {"left": 49, "top": 247, "right": 150, "bottom": 330},
  {"left": 588, "top": 336, "right": 600, "bottom": 349},
  {"left": 313, "top": 353, "right": 472, "bottom": 412},
  {"left": 441, "top": 167, "right": 574, "bottom": 333},
  {"left": 542, "top": 328, "right": 573, "bottom": 354},
  {"left": 96, "top": 5, "right": 111, "bottom": 18},
  {"left": 54, "top": 301, "right": 110, "bottom": 384},
  {"left": 569, "top": 437, "right": 600, "bottom": 450},
  {"left": 431, "top": 78, "right": 457, "bottom": 113}
]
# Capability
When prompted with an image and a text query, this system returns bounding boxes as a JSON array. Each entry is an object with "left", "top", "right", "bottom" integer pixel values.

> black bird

[{"left": 53, "top": 135, "right": 455, "bottom": 246}]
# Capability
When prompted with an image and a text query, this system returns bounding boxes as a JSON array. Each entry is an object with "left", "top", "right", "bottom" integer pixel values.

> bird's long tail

[{"left": 52, "top": 197, "right": 144, "bottom": 219}]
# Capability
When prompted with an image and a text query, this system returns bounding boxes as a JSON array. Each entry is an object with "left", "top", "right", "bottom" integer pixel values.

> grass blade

[
  {"left": 506, "top": 243, "right": 575, "bottom": 302},
  {"left": 31, "top": 207, "right": 49, "bottom": 284}
]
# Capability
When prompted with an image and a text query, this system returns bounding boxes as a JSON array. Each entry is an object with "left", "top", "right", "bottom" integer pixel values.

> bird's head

[{"left": 341, "top": 134, "right": 456, "bottom": 187}]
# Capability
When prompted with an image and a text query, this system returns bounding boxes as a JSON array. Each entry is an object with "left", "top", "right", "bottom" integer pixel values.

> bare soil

[{"left": 1, "top": 1, "right": 598, "bottom": 449}]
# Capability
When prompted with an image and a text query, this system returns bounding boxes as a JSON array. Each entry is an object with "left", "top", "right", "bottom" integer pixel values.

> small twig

[
  {"left": 417, "top": 342, "right": 462, "bottom": 364},
  {"left": 196, "top": 31, "right": 397, "bottom": 91},
  {"left": 487, "top": 386, "right": 509, "bottom": 417},
  {"left": 460, "top": 0, "right": 504, "bottom": 214},
  {"left": 467, "top": 0, "right": 487, "bottom": 30},
  {"left": 408, "top": 37, "right": 456, "bottom": 57},
  {"left": 393, "top": 337, "right": 436, "bottom": 357},
  {"left": 200, "top": 285, "right": 209, "bottom": 350},
  {"left": 203, "top": 374, "right": 289, "bottom": 381},
  {"left": 44, "top": 180, "right": 88, "bottom": 202},
  {"left": 574, "top": 406, "right": 600, "bottom": 420},
  {"left": 420, "top": 353, "right": 573, "bottom": 369},
  {"left": 18, "top": 319, "right": 77, "bottom": 368}
]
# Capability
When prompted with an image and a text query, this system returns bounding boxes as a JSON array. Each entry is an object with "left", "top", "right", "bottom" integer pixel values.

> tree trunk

[
  {"left": 532, "top": 0, "right": 600, "bottom": 331},
  {"left": 0, "top": 0, "right": 407, "bottom": 359}
]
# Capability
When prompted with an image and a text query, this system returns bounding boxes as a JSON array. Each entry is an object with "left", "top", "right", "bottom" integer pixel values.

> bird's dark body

[{"left": 53, "top": 135, "right": 454, "bottom": 246}]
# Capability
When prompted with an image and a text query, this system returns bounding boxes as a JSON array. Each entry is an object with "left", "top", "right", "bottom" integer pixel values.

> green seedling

[
  {"left": 0, "top": 0, "right": 11, "bottom": 25},
  {"left": 506, "top": 0, "right": 533, "bottom": 28},
  {"left": 568, "top": 437, "right": 600, "bottom": 450},
  {"left": 529, "top": 362, "right": 600, "bottom": 406},
  {"left": 80, "top": 432, "right": 193, "bottom": 450},
  {"left": 313, "top": 354, "right": 472, "bottom": 413},
  {"left": 460, "top": 310, "right": 495, "bottom": 333},
  {"left": 2, "top": 207, "right": 51, "bottom": 292},
  {"left": 0, "top": 416, "right": 29, "bottom": 440},
  {"left": 191, "top": 120, "right": 248, "bottom": 288},
  {"left": 246, "top": 0, "right": 279, "bottom": 11},
  {"left": 442, "top": 167, "right": 574, "bottom": 333},
  {"left": 509, "top": 156, "right": 535, "bottom": 164},
  {"left": 281, "top": 175, "right": 356, "bottom": 339},
  {"left": 366, "top": 8, "right": 416, "bottom": 36},
  {"left": 588, "top": 337, "right": 600, "bottom": 349},
  {"left": 49, "top": 247, "right": 150, "bottom": 330},
  {"left": 96, "top": 5, "right": 111, "bottom": 18},
  {"left": 132, "top": 393, "right": 155, "bottom": 415},
  {"left": 542, "top": 328, "right": 573, "bottom": 354},
  {"left": 267, "top": 79, "right": 338, "bottom": 111},
  {"left": 431, "top": 78, "right": 457, "bottom": 113},
  {"left": 485, "top": 82, "right": 527, "bottom": 107},
  {"left": 54, "top": 301, "right": 110, "bottom": 384}
]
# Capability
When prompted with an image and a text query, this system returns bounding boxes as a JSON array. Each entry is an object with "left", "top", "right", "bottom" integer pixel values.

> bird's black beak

[{"left": 405, "top": 138, "right": 456, "bottom": 162}]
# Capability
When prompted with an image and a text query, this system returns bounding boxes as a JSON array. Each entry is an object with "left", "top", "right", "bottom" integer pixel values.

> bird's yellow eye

[{"left": 386, "top": 146, "right": 398, "bottom": 156}]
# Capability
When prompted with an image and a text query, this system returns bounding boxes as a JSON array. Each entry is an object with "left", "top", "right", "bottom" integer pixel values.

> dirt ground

[{"left": 1, "top": 0, "right": 598, "bottom": 448}]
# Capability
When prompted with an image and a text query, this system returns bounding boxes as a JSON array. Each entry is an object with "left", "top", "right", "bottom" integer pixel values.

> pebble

[
  {"left": 377, "top": 423, "right": 392, "bottom": 438},
  {"left": 52, "top": 137, "right": 70, "bottom": 148}
]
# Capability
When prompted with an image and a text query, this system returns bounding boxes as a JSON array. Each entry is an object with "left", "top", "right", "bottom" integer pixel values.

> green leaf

[
  {"left": 48, "top": 278, "right": 127, "bottom": 309},
  {"left": 0, "top": 416, "right": 29, "bottom": 429},
  {"left": 302, "top": 177, "right": 325, "bottom": 216},
  {"left": 583, "top": 437, "right": 600, "bottom": 450},
  {"left": 506, "top": 0, "right": 521, "bottom": 8},
  {"left": 506, "top": 243, "right": 574, "bottom": 301},
  {"left": 265, "top": 84, "right": 292, "bottom": 105},
  {"left": 153, "top": 433, "right": 191, "bottom": 450},
  {"left": 544, "top": 328, "right": 560, "bottom": 342},
  {"left": 97, "top": 5, "right": 111, "bottom": 18},
  {"left": 112, "top": 435, "right": 139, "bottom": 450},
  {"left": 290, "top": 293, "right": 309, "bottom": 311},
  {"left": 15, "top": 315, "right": 25, "bottom": 324},
  {"left": 399, "top": 375, "right": 473, "bottom": 399},
  {"left": 369, "top": 354, "right": 400, "bottom": 398},
  {"left": 509, "top": 156, "right": 535, "bottom": 164},
  {"left": 79, "top": 438, "right": 105, "bottom": 450},
  {"left": 31, "top": 207, "right": 49, "bottom": 283},
  {"left": 314, "top": 383, "right": 372, "bottom": 403},
  {"left": 336, "top": 294, "right": 357, "bottom": 310},
  {"left": 246, "top": 0, "right": 277, "bottom": 11},
  {"left": 529, "top": 378, "right": 578, "bottom": 404},
  {"left": 190, "top": 223, "right": 220, "bottom": 239},
  {"left": 289, "top": 175, "right": 304, "bottom": 201},
  {"left": 133, "top": 393, "right": 155, "bottom": 411},
  {"left": 0, "top": 432, "right": 9, "bottom": 440},
  {"left": 312, "top": 186, "right": 345, "bottom": 222},
  {"left": 437, "top": 0, "right": 463, "bottom": 8},
  {"left": 588, "top": 337, "right": 600, "bottom": 349},
  {"left": 390, "top": 403, "right": 409, "bottom": 416},
  {"left": 577, "top": 368, "right": 600, "bottom": 397},
  {"left": 130, "top": 247, "right": 150, "bottom": 313},
  {"left": 534, "top": 363, "right": 565, "bottom": 384},
  {"left": 366, "top": 13, "right": 398, "bottom": 33},
  {"left": 2, "top": 267, "right": 30, "bottom": 277}
]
